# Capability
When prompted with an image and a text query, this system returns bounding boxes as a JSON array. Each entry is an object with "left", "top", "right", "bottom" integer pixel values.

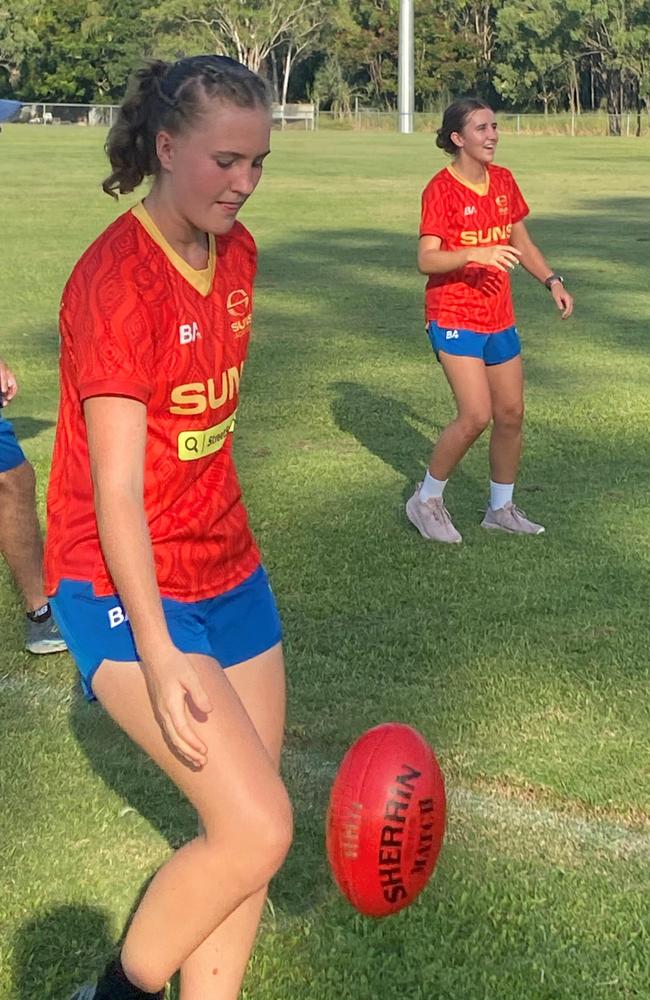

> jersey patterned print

[
  {"left": 45, "top": 204, "right": 260, "bottom": 601},
  {"left": 420, "top": 164, "right": 529, "bottom": 333}
]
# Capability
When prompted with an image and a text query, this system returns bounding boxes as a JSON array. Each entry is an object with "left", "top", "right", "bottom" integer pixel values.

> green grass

[{"left": 1, "top": 126, "right": 649, "bottom": 999}]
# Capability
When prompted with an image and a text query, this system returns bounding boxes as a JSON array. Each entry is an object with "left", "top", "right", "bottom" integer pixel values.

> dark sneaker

[
  {"left": 406, "top": 484, "right": 462, "bottom": 543},
  {"left": 25, "top": 607, "right": 67, "bottom": 655},
  {"left": 481, "top": 501, "right": 545, "bottom": 535}
]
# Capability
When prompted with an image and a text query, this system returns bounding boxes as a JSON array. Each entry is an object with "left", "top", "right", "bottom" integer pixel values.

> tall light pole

[{"left": 398, "top": 0, "right": 414, "bottom": 133}]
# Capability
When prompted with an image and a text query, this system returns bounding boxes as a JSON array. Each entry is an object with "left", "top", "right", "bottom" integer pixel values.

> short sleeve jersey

[
  {"left": 420, "top": 164, "right": 529, "bottom": 332},
  {"left": 45, "top": 204, "right": 261, "bottom": 600}
]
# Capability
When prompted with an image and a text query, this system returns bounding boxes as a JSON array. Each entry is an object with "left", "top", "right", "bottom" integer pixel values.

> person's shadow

[
  {"left": 5, "top": 416, "right": 54, "bottom": 442},
  {"left": 330, "top": 380, "right": 477, "bottom": 504},
  {"left": 331, "top": 381, "right": 433, "bottom": 487},
  {"left": 12, "top": 904, "right": 113, "bottom": 999}
]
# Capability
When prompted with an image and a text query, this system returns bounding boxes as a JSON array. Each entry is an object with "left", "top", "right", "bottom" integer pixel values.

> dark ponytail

[
  {"left": 435, "top": 97, "right": 491, "bottom": 156},
  {"left": 103, "top": 55, "right": 271, "bottom": 199}
]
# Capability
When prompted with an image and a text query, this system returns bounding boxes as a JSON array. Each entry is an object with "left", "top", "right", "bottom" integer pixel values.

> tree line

[{"left": 1, "top": 0, "right": 648, "bottom": 133}]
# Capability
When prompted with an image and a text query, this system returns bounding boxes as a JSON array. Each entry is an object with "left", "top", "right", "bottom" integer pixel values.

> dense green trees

[{"left": 1, "top": 0, "right": 648, "bottom": 120}]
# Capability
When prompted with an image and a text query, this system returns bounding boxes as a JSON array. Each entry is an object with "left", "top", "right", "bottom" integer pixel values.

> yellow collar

[
  {"left": 132, "top": 202, "right": 216, "bottom": 296},
  {"left": 447, "top": 163, "right": 490, "bottom": 197}
]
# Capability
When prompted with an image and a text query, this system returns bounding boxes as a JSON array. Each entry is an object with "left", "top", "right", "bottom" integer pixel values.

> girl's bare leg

[
  {"left": 92, "top": 644, "right": 292, "bottom": 995},
  {"left": 485, "top": 355, "right": 525, "bottom": 484},
  {"left": 179, "top": 643, "right": 286, "bottom": 999},
  {"left": 428, "top": 354, "right": 493, "bottom": 479}
]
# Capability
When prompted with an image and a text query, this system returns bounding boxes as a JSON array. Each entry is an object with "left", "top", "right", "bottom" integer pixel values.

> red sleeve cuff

[{"left": 78, "top": 378, "right": 151, "bottom": 404}]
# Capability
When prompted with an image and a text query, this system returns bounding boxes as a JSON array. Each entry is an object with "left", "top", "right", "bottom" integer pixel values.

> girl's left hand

[{"left": 552, "top": 283, "right": 574, "bottom": 319}]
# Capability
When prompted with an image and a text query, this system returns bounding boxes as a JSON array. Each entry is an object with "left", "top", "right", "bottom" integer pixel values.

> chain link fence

[
  {"left": 13, "top": 101, "right": 316, "bottom": 130},
  {"left": 10, "top": 101, "right": 649, "bottom": 137},
  {"left": 317, "top": 107, "right": 650, "bottom": 137},
  {"left": 16, "top": 102, "right": 119, "bottom": 126}
]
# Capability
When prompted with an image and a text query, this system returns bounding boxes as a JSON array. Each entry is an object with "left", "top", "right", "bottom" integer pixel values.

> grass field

[{"left": 1, "top": 126, "right": 649, "bottom": 1000}]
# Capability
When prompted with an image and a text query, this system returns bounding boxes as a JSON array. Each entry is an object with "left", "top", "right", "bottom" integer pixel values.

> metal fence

[
  {"left": 11, "top": 101, "right": 649, "bottom": 137},
  {"left": 15, "top": 102, "right": 119, "bottom": 126},
  {"left": 14, "top": 101, "right": 316, "bottom": 130},
  {"left": 317, "top": 107, "right": 650, "bottom": 137}
]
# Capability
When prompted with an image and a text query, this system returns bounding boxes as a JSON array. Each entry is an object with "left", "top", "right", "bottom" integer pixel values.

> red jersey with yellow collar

[
  {"left": 420, "top": 164, "right": 529, "bottom": 333},
  {"left": 45, "top": 203, "right": 260, "bottom": 600}
]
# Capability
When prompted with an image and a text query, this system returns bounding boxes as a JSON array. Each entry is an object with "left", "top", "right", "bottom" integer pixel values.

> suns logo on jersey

[
  {"left": 459, "top": 223, "right": 512, "bottom": 246},
  {"left": 495, "top": 194, "right": 509, "bottom": 215},
  {"left": 169, "top": 362, "right": 245, "bottom": 416},
  {"left": 226, "top": 289, "right": 252, "bottom": 337}
]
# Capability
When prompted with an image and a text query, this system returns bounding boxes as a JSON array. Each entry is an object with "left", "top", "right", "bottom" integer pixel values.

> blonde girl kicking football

[{"left": 46, "top": 56, "right": 292, "bottom": 1000}]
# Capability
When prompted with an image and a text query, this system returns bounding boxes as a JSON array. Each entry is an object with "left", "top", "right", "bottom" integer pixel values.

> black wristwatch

[{"left": 544, "top": 273, "right": 564, "bottom": 290}]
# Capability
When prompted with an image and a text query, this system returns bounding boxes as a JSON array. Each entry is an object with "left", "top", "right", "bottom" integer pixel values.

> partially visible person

[
  {"left": 408, "top": 97, "right": 574, "bottom": 543},
  {"left": 0, "top": 357, "right": 67, "bottom": 653}
]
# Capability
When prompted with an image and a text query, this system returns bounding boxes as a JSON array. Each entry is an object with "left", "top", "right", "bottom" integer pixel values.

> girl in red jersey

[
  {"left": 45, "top": 57, "right": 292, "bottom": 1000},
  {"left": 406, "top": 97, "right": 573, "bottom": 544}
]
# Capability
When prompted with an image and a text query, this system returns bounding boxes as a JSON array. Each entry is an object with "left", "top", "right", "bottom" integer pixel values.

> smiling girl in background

[
  {"left": 407, "top": 97, "right": 574, "bottom": 544},
  {"left": 45, "top": 56, "right": 292, "bottom": 1000}
]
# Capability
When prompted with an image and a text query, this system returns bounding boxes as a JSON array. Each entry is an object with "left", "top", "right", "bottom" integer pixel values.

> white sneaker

[
  {"left": 481, "top": 501, "right": 545, "bottom": 535},
  {"left": 406, "top": 485, "right": 462, "bottom": 543}
]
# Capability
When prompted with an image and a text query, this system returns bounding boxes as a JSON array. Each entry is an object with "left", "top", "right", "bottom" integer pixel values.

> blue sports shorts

[
  {"left": 50, "top": 565, "right": 282, "bottom": 700},
  {"left": 427, "top": 320, "right": 521, "bottom": 366},
  {"left": 0, "top": 412, "right": 26, "bottom": 472}
]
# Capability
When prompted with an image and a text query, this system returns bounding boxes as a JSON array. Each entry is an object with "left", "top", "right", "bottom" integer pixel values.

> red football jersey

[
  {"left": 45, "top": 204, "right": 261, "bottom": 600},
  {"left": 420, "top": 164, "right": 529, "bottom": 332}
]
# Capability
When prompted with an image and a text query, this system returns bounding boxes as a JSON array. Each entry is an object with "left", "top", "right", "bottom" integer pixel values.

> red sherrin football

[{"left": 326, "top": 723, "right": 446, "bottom": 917}]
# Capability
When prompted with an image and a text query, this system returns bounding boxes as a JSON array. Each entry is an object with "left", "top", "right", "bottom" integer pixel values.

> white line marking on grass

[
  {"left": 0, "top": 674, "right": 73, "bottom": 703},
  {"left": 284, "top": 749, "right": 650, "bottom": 860},
  {"left": 452, "top": 787, "right": 650, "bottom": 860},
  {"left": 1, "top": 681, "right": 648, "bottom": 860}
]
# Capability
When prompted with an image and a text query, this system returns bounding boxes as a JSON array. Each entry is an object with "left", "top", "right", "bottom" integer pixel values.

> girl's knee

[
  {"left": 250, "top": 783, "right": 293, "bottom": 880},
  {"left": 493, "top": 403, "right": 524, "bottom": 430},
  {"left": 203, "top": 780, "right": 293, "bottom": 892},
  {"left": 457, "top": 410, "right": 491, "bottom": 441}
]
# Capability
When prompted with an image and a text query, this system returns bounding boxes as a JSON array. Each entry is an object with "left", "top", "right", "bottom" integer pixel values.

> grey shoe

[
  {"left": 481, "top": 501, "right": 545, "bottom": 535},
  {"left": 406, "top": 485, "right": 462, "bottom": 543},
  {"left": 25, "top": 607, "right": 68, "bottom": 655}
]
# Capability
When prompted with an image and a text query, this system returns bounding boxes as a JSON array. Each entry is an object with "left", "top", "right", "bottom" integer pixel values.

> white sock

[
  {"left": 420, "top": 471, "right": 447, "bottom": 501},
  {"left": 490, "top": 480, "right": 514, "bottom": 510}
]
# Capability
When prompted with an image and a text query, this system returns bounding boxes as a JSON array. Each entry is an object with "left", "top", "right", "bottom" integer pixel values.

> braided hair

[{"left": 103, "top": 55, "right": 271, "bottom": 198}]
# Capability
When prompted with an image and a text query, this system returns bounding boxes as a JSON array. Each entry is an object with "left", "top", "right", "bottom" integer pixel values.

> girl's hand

[
  {"left": 0, "top": 359, "right": 18, "bottom": 404},
  {"left": 551, "top": 282, "right": 574, "bottom": 319},
  {"left": 142, "top": 649, "right": 213, "bottom": 767},
  {"left": 468, "top": 245, "right": 522, "bottom": 272}
]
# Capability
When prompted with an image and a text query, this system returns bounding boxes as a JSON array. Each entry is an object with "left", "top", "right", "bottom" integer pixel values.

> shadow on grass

[
  {"left": 67, "top": 691, "right": 335, "bottom": 921},
  {"left": 69, "top": 694, "right": 197, "bottom": 849},
  {"left": 7, "top": 416, "right": 55, "bottom": 441},
  {"left": 330, "top": 380, "right": 480, "bottom": 501},
  {"left": 331, "top": 381, "right": 434, "bottom": 486},
  {"left": 12, "top": 904, "right": 112, "bottom": 1000}
]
